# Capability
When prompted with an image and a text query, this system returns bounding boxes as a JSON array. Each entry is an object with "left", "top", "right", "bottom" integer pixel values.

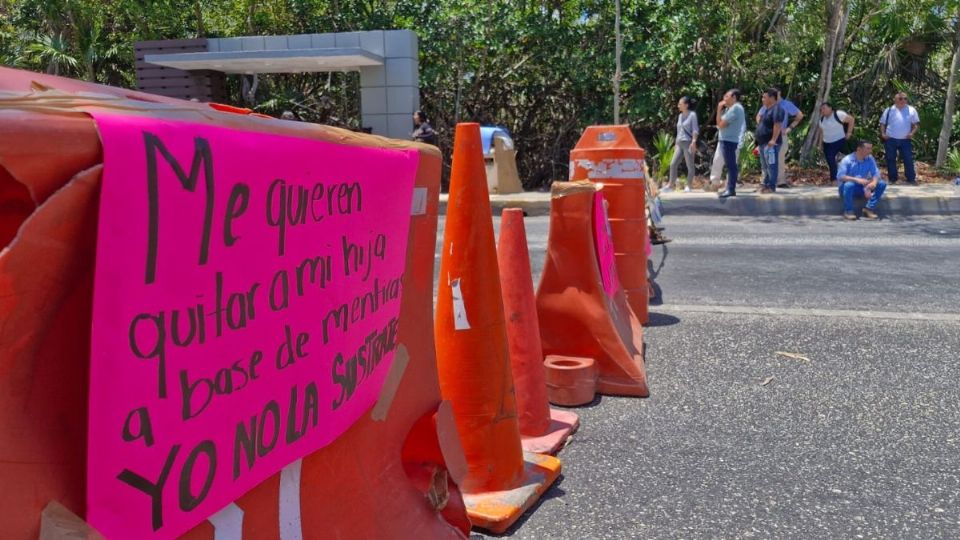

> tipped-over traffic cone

[
  {"left": 497, "top": 208, "right": 580, "bottom": 455},
  {"left": 536, "top": 181, "right": 649, "bottom": 397},
  {"left": 435, "top": 124, "right": 561, "bottom": 533}
]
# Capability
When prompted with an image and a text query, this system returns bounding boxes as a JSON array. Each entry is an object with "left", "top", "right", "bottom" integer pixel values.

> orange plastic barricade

[
  {"left": 536, "top": 181, "right": 649, "bottom": 397},
  {"left": 435, "top": 124, "right": 561, "bottom": 533},
  {"left": 569, "top": 125, "right": 649, "bottom": 324},
  {"left": 0, "top": 67, "right": 469, "bottom": 539},
  {"left": 497, "top": 208, "right": 580, "bottom": 454}
]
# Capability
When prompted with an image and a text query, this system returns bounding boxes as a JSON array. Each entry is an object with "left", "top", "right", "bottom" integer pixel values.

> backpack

[
  {"left": 881, "top": 106, "right": 903, "bottom": 125},
  {"left": 820, "top": 110, "right": 842, "bottom": 125}
]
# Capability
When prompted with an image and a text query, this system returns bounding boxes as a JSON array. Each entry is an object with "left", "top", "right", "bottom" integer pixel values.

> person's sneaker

[
  {"left": 777, "top": 182, "right": 792, "bottom": 188},
  {"left": 758, "top": 186, "right": 775, "bottom": 194},
  {"left": 862, "top": 207, "right": 879, "bottom": 220},
  {"left": 683, "top": 186, "right": 691, "bottom": 192},
  {"left": 843, "top": 212, "right": 858, "bottom": 220},
  {"left": 906, "top": 180, "right": 918, "bottom": 185},
  {"left": 718, "top": 190, "right": 736, "bottom": 199}
]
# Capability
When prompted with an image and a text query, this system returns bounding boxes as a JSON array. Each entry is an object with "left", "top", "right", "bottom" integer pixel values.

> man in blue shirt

[
  {"left": 756, "top": 88, "right": 804, "bottom": 187},
  {"left": 717, "top": 88, "right": 746, "bottom": 198},
  {"left": 755, "top": 89, "right": 787, "bottom": 193},
  {"left": 836, "top": 140, "right": 888, "bottom": 220}
]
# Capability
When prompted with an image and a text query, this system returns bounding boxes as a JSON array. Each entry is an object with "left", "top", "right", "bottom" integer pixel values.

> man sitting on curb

[{"left": 836, "top": 140, "right": 887, "bottom": 220}]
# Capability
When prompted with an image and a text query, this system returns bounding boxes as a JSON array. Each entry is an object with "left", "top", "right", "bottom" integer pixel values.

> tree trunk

[
  {"left": 936, "top": 16, "right": 960, "bottom": 168},
  {"left": 195, "top": 0, "right": 206, "bottom": 38},
  {"left": 799, "top": 0, "right": 849, "bottom": 164},
  {"left": 613, "top": 0, "right": 622, "bottom": 124}
]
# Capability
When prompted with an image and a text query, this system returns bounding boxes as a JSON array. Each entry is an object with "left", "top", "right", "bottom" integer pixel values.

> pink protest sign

[
  {"left": 593, "top": 191, "right": 621, "bottom": 298},
  {"left": 86, "top": 113, "right": 419, "bottom": 539}
]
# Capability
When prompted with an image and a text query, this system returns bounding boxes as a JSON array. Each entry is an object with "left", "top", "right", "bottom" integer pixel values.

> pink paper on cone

[
  {"left": 86, "top": 113, "right": 419, "bottom": 539},
  {"left": 593, "top": 191, "right": 621, "bottom": 298}
]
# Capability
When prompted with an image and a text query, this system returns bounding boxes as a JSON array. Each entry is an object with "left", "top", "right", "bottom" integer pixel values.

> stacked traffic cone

[
  {"left": 569, "top": 125, "right": 649, "bottom": 324},
  {"left": 536, "top": 181, "right": 649, "bottom": 397},
  {"left": 497, "top": 208, "right": 580, "bottom": 454},
  {"left": 435, "top": 123, "right": 561, "bottom": 533}
]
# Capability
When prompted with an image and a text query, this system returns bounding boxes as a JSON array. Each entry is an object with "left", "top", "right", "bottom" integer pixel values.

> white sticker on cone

[
  {"left": 208, "top": 503, "right": 244, "bottom": 540},
  {"left": 278, "top": 459, "right": 304, "bottom": 540},
  {"left": 451, "top": 278, "right": 471, "bottom": 330},
  {"left": 570, "top": 158, "right": 645, "bottom": 179},
  {"left": 411, "top": 187, "right": 428, "bottom": 215}
]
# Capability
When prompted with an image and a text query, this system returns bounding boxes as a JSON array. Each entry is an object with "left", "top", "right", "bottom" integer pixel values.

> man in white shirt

[
  {"left": 879, "top": 91, "right": 920, "bottom": 184},
  {"left": 818, "top": 102, "right": 855, "bottom": 183}
]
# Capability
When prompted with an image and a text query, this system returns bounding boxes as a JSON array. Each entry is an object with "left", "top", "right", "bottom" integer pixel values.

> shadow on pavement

[{"left": 646, "top": 312, "right": 681, "bottom": 327}]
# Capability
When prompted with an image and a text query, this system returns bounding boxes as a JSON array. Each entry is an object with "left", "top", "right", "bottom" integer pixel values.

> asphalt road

[{"left": 435, "top": 214, "right": 960, "bottom": 540}]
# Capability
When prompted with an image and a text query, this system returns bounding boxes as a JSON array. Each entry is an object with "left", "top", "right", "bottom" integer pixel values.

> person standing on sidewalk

[
  {"left": 756, "top": 88, "right": 804, "bottom": 188},
  {"left": 667, "top": 96, "right": 699, "bottom": 192},
  {"left": 717, "top": 89, "right": 745, "bottom": 199},
  {"left": 837, "top": 140, "right": 887, "bottom": 220},
  {"left": 755, "top": 88, "right": 787, "bottom": 194},
  {"left": 818, "top": 102, "right": 855, "bottom": 183},
  {"left": 709, "top": 112, "right": 744, "bottom": 191},
  {"left": 879, "top": 91, "right": 919, "bottom": 184}
]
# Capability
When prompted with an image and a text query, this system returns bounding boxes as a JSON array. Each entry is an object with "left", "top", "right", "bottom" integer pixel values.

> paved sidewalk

[{"left": 440, "top": 184, "right": 960, "bottom": 217}]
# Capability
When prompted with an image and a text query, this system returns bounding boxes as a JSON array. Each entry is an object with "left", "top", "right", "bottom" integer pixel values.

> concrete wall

[{"left": 140, "top": 30, "right": 420, "bottom": 140}]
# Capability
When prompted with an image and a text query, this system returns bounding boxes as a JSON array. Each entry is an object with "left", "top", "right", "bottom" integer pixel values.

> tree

[
  {"left": 24, "top": 32, "right": 78, "bottom": 76},
  {"left": 799, "top": 0, "right": 849, "bottom": 164},
  {"left": 613, "top": 0, "right": 621, "bottom": 124},
  {"left": 936, "top": 11, "right": 960, "bottom": 168}
]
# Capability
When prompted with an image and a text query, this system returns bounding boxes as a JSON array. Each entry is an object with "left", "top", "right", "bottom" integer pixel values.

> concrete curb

[{"left": 439, "top": 185, "right": 960, "bottom": 217}]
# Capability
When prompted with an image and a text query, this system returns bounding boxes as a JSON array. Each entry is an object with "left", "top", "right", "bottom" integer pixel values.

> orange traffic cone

[
  {"left": 536, "top": 181, "right": 649, "bottom": 397},
  {"left": 497, "top": 208, "right": 580, "bottom": 455},
  {"left": 435, "top": 124, "right": 561, "bottom": 533},
  {"left": 569, "top": 126, "right": 649, "bottom": 324}
]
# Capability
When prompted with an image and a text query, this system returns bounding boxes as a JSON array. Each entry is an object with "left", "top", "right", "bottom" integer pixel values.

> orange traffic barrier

[
  {"left": 435, "top": 123, "right": 561, "bottom": 533},
  {"left": 569, "top": 125, "right": 649, "bottom": 324},
  {"left": 0, "top": 67, "right": 469, "bottom": 539},
  {"left": 497, "top": 208, "right": 580, "bottom": 455},
  {"left": 544, "top": 355, "right": 598, "bottom": 406},
  {"left": 536, "top": 181, "right": 649, "bottom": 397}
]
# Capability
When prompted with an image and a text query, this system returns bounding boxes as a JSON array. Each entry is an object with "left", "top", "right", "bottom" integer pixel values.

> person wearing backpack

[
  {"left": 879, "top": 92, "right": 920, "bottom": 184},
  {"left": 818, "top": 102, "right": 855, "bottom": 183},
  {"left": 666, "top": 96, "right": 699, "bottom": 192}
]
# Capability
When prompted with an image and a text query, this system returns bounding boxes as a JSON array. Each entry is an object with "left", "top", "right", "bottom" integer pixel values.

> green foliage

[
  {"left": 1, "top": 0, "right": 959, "bottom": 187},
  {"left": 738, "top": 132, "right": 759, "bottom": 175},
  {"left": 946, "top": 147, "right": 960, "bottom": 175},
  {"left": 652, "top": 131, "right": 675, "bottom": 181}
]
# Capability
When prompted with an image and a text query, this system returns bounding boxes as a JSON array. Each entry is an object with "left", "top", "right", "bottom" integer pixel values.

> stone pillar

[{"left": 360, "top": 30, "right": 419, "bottom": 140}]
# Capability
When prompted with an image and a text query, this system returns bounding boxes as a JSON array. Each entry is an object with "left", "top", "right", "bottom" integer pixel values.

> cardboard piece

[{"left": 0, "top": 67, "right": 468, "bottom": 540}]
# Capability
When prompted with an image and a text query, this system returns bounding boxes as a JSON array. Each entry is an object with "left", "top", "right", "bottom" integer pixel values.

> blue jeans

[
  {"left": 840, "top": 180, "right": 887, "bottom": 213},
  {"left": 822, "top": 138, "right": 846, "bottom": 182},
  {"left": 883, "top": 138, "right": 915, "bottom": 183},
  {"left": 759, "top": 143, "right": 780, "bottom": 189},
  {"left": 721, "top": 140, "right": 739, "bottom": 193}
]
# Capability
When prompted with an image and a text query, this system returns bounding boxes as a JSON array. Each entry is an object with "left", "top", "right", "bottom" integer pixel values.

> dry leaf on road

[{"left": 775, "top": 351, "right": 811, "bottom": 363}]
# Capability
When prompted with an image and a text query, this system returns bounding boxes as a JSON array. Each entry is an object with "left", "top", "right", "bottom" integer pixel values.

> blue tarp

[{"left": 480, "top": 126, "right": 512, "bottom": 155}]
